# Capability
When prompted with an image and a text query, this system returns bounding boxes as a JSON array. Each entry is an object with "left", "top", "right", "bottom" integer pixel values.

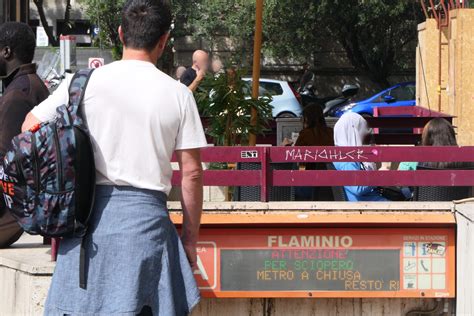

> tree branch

[{"left": 33, "top": 0, "right": 58, "bottom": 46}]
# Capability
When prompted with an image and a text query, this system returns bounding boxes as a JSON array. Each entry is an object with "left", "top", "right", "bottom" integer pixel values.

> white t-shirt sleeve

[
  {"left": 31, "top": 74, "right": 72, "bottom": 122},
  {"left": 175, "top": 92, "right": 208, "bottom": 150}
]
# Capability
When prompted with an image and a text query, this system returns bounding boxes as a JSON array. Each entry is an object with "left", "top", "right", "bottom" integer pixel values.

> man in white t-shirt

[
  {"left": 22, "top": 1, "right": 207, "bottom": 314},
  {"left": 23, "top": 4, "right": 206, "bottom": 263}
]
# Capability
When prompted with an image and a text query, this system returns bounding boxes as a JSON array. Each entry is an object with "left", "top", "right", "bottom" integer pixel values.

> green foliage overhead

[
  {"left": 263, "top": 0, "right": 320, "bottom": 60},
  {"left": 81, "top": 0, "right": 424, "bottom": 87},
  {"left": 186, "top": 0, "right": 423, "bottom": 88},
  {"left": 315, "top": 0, "right": 423, "bottom": 88},
  {"left": 81, "top": 0, "right": 125, "bottom": 59},
  {"left": 177, "top": 0, "right": 258, "bottom": 65},
  {"left": 195, "top": 69, "right": 273, "bottom": 146}
]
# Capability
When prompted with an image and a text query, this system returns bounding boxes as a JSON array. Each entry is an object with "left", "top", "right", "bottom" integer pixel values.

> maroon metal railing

[
  {"left": 373, "top": 106, "right": 451, "bottom": 118},
  {"left": 172, "top": 146, "right": 474, "bottom": 202},
  {"left": 372, "top": 106, "right": 453, "bottom": 136},
  {"left": 51, "top": 146, "right": 474, "bottom": 261}
]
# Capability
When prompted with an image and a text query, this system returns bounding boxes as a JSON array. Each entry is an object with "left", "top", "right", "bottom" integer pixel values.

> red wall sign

[
  {"left": 88, "top": 57, "right": 105, "bottom": 69},
  {"left": 191, "top": 228, "right": 455, "bottom": 298}
]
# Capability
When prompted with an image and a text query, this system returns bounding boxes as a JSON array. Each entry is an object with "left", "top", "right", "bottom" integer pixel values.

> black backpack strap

[
  {"left": 67, "top": 69, "right": 94, "bottom": 290},
  {"left": 79, "top": 238, "right": 87, "bottom": 289},
  {"left": 67, "top": 68, "right": 95, "bottom": 121}
]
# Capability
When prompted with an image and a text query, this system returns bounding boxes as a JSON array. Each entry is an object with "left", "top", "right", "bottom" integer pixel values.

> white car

[{"left": 243, "top": 78, "right": 303, "bottom": 118}]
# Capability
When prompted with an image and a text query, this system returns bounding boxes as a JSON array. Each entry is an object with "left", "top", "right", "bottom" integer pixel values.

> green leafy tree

[
  {"left": 183, "top": 0, "right": 258, "bottom": 65},
  {"left": 263, "top": 1, "right": 320, "bottom": 61},
  {"left": 82, "top": 0, "right": 125, "bottom": 60},
  {"left": 195, "top": 68, "right": 273, "bottom": 146},
  {"left": 81, "top": 0, "right": 185, "bottom": 63},
  {"left": 316, "top": 0, "right": 423, "bottom": 88},
  {"left": 264, "top": 0, "right": 423, "bottom": 88},
  {"left": 185, "top": 0, "right": 422, "bottom": 88},
  {"left": 32, "top": 0, "right": 74, "bottom": 46},
  {"left": 81, "top": 0, "right": 422, "bottom": 87}
]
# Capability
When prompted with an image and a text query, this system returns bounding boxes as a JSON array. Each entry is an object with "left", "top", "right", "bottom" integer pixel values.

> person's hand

[
  {"left": 182, "top": 240, "right": 198, "bottom": 270},
  {"left": 196, "top": 68, "right": 207, "bottom": 81},
  {"left": 282, "top": 138, "right": 293, "bottom": 146}
]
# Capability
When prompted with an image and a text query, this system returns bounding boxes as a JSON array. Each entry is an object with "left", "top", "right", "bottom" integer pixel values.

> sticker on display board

[
  {"left": 403, "top": 242, "right": 417, "bottom": 257},
  {"left": 404, "top": 274, "right": 417, "bottom": 290}
]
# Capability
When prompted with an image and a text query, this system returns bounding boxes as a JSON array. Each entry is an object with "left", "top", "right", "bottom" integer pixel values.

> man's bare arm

[
  {"left": 175, "top": 148, "right": 203, "bottom": 268},
  {"left": 22, "top": 112, "right": 42, "bottom": 132}
]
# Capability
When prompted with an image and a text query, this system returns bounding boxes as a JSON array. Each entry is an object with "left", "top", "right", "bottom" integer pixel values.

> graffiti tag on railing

[{"left": 285, "top": 148, "right": 370, "bottom": 162}]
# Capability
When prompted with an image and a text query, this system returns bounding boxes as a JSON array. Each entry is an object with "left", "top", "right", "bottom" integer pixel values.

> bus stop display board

[{"left": 193, "top": 228, "right": 454, "bottom": 298}]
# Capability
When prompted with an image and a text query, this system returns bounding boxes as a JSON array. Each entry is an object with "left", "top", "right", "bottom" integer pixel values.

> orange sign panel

[{"left": 192, "top": 228, "right": 455, "bottom": 298}]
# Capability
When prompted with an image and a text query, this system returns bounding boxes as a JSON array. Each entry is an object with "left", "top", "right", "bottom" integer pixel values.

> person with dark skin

[{"left": 0, "top": 22, "right": 49, "bottom": 248}]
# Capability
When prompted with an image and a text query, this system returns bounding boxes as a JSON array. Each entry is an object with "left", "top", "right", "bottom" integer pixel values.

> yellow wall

[{"left": 417, "top": 10, "right": 474, "bottom": 145}]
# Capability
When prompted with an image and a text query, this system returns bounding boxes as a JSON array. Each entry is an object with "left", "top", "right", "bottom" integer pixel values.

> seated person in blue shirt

[{"left": 333, "top": 113, "right": 388, "bottom": 202}]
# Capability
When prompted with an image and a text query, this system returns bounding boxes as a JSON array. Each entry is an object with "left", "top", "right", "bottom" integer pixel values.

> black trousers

[
  {"left": 137, "top": 306, "right": 153, "bottom": 316},
  {"left": 0, "top": 211, "right": 23, "bottom": 248}
]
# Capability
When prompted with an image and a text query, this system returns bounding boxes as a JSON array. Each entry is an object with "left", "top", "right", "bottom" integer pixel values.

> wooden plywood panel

[
  {"left": 449, "top": 10, "right": 474, "bottom": 145},
  {"left": 455, "top": 202, "right": 474, "bottom": 314},
  {"left": 440, "top": 28, "right": 450, "bottom": 112},
  {"left": 457, "top": 10, "right": 474, "bottom": 145},
  {"left": 417, "top": 20, "right": 441, "bottom": 109},
  {"left": 416, "top": 11, "right": 474, "bottom": 144}
]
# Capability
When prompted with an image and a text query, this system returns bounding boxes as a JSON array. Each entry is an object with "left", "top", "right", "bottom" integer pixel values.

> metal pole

[
  {"left": 249, "top": 0, "right": 264, "bottom": 146},
  {"left": 15, "top": 0, "right": 21, "bottom": 21}
]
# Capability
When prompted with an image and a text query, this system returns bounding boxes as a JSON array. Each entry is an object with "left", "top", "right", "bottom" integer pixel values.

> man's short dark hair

[
  {"left": 0, "top": 22, "right": 36, "bottom": 64},
  {"left": 121, "top": 0, "right": 172, "bottom": 51}
]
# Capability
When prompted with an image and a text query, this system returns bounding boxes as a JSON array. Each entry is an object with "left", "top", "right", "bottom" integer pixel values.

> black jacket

[
  {"left": 0, "top": 63, "right": 49, "bottom": 155},
  {"left": 0, "top": 63, "right": 49, "bottom": 247}
]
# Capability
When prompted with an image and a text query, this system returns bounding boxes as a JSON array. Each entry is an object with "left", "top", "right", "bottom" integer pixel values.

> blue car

[{"left": 331, "top": 82, "right": 416, "bottom": 117}]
